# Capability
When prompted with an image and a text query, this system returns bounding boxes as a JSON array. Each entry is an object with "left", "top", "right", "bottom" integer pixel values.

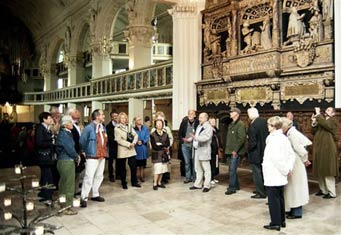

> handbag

[
  {"left": 161, "top": 152, "right": 170, "bottom": 163},
  {"left": 127, "top": 132, "right": 134, "bottom": 143},
  {"left": 36, "top": 148, "right": 56, "bottom": 165}
]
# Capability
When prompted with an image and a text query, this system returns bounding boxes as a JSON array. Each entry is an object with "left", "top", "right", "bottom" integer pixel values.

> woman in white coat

[
  {"left": 262, "top": 116, "right": 295, "bottom": 231},
  {"left": 282, "top": 118, "right": 311, "bottom": 219}
]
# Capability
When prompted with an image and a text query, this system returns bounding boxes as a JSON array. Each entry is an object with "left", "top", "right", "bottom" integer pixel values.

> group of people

[{"left": 33, "top": 105, "right": 339, "bottom": 227}]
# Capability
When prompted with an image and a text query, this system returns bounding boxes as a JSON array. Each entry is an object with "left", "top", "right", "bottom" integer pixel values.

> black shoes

[
  {"left": 158, "top": 184, "right": 166, "bottom": 188},
  {"left": 189, "top": 186, "right": 201, "bottom": 190},
  {"left": 286, "top": 215, "right": 302, "bottom": 219},
  {"left": 281, "top": 222, "right": 286, "bottom": 228},
  {"left": 80, "top": 199, "right": 87, "bottom": 208},
  {"left": 315, "top": 190, "right": 325, "bottom": 196},
  {"left": 251, "top": 193, "right": 266, "bottom": 199},
  {"left": 263, "top": 224, "right": 280, "bottom": 231},
  {"left": 153, "top": 185, "right": 158, "bottom": 190},
  {"left": 184, "top": 179, "right": 192, "bottom": 184},
  {"left": 122, "top": 184, "right": 128, "bottom": 189},
  {"left": 322, "top": 194, "right": 335, "bottom": 199},
  {"left": 225, "top": 190, "right": 236, "bottom": 195},
  {"left": 91, "top": 196, "right": 105, "bottom": 202},
  {"left": 203, "top": 188, "right": 210, "bottom": 193},
  {"left": 132, "top": 183, "right": 141, "bottom": 188},
  {"left": 109, "top": 176, "right": 115, "bottom": 182}
]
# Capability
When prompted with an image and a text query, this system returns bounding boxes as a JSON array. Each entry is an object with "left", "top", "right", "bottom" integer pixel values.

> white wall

[{"left": 336, "top": 0, "right": 341, "bottom": 108}]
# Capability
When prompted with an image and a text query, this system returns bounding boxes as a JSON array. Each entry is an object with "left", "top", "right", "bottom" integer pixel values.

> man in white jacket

[{"left": 189, "top": 113, "right": 213, "bottom": 192}]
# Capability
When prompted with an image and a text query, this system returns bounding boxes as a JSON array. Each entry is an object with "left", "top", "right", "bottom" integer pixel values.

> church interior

[{"left": 0, "top": 0, "right": 340, "bottom": 234}]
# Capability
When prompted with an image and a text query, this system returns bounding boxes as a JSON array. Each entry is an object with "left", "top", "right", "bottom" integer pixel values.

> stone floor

[{"left": 0, "top": 159, "right": 340, "bottom": 235}]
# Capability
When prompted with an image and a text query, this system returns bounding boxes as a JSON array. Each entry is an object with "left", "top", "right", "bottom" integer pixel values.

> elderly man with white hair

[{"left": 247, "top": 107, "right": 268, "bottom": 199}]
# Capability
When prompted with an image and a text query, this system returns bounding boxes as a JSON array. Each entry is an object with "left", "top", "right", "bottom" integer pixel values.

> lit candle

[
  {"left": 0, "top": 183, "right": 5, "bottom": 192},
  {"left": 15, "top": 165, "right": 21, "bottom": 174},
  {"left": 4, "top": 212, "right": 12, "bottom": 220},
  {"left": 59, "top": 195, "right": 66, "bottom": 203},
  {"left": 26, "top": 202, "right": 34, "bottom": 211},
  {"left": 35, "top": 226, "right": 44, "bottom": 235},
  {"left": 32, "top": 179, "right": 39, "bottom": 188},
  {"left": 73, "top": 198, "right": 80, "bottom": 207},
  {"left": 4, "top": 198, "right": 11, "bottom": 207}
]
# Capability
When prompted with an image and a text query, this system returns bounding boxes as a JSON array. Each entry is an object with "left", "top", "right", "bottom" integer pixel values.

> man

[
  {"left": 312, "top": 107, "right": 338, "bottom": 199},
  {"left": 178, "top": 110, "right": 199, "bottom": 183},
  {"left": 106, "top": 111, "right": 119, "bottom": 182},
  {"left": 79, "top": 109, "right": 108, "bottom": 207},
  {"left": 247, "top": 107, "right": 268, "bottom": 199},
  {"left": 67, "top": 107, "right": 84, "bottom": 194},
  {"left": 189, "top": 113, "right": 213, "bottom": 192},
  {"left": 224, "top": 107, "right": 246, "bottom": 195},
  {"left": 286, "top": 111, "right": 300, "bottom": 131}
]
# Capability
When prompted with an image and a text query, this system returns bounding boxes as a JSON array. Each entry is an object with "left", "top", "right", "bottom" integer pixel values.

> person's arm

[
  {"left": 56, "top": 131, "right": 78, "bottom": 160},
  {"left": 235, "top": 122, "right": 247, "bottom": 153},
  {"left": 115, "top": 128, "right": 131, "bottom": 148},
  {"left": 79, "top": 126, "right": 89, "bottom": 153},
  {"left": 141, "top": 127, "right": 150, "bottom": 145},
  {"left": 247, "top": 125, "right": 257, "bottom": 152},
  {"left": 316, "top": 115, "right": 337, "bottom": 133},
  {"left": 195, "top": 126, "right": 213, "bottom": 143}
]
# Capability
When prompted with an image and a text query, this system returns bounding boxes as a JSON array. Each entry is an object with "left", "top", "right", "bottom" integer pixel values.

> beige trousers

[
  {"left": 318, "top": 176, "right": 336, "bottom": 197},
  {"left": 193, "top": 156, "right": 211, "bottom": 189}
]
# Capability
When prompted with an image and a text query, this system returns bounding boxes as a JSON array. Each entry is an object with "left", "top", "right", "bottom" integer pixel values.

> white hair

[
  {"left": 67, "top": 107, "right": 76, "bottom": 115},
  {"left": 61, "top": 115, "right": 73, "bottom": 126},
  {"left": 247, "top": 107, "right": 259, "bottom": 120}
]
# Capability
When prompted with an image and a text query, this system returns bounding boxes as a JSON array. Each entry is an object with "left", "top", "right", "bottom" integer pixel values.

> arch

[{"left": 95, "top": 1, "right": 122, "bottom": 39}]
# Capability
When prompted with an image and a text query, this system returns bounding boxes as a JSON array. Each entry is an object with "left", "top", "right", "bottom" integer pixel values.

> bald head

[{"left": 198, "top": 112, "right": 208, "bottom": 124}]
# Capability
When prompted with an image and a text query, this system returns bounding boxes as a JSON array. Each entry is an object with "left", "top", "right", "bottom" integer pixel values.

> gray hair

[
  {"left": 61, "top": 115, "right": 73, "bottom": 126},
  {"left": 247, "top": 107, "right": 259, "bottom": 120},
  {"left": 281, "top": 117, "right": 293, "bottom": 129}
]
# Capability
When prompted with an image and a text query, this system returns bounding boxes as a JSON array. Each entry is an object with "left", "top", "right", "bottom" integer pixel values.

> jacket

[
  {"left": 248, "top": 117, "right": 268, "bottom": 164},
  {"left": 134, "top": 125, "right": 150, "bottom": 160},
  {"left": 262, "top": 129, "right": 295, "bottom": 186},
  {"left": 150, "top": 130, "right": 170, "bottom": 163},
  {"left": 312, "top": 115, "right": 339, "bottom": 177},
  {"left": 56, "top": 128, "right": 78, "bottom": 161},
  {"left": 193, "top": 121, "right": 213, "bottom": 161},
  {"left": 79, "top": 122, "right": 108, "bottom": 158},
  {"left": 178, "top": 117, "right": 199, "bottom": 144},
  {"left": 35, "top": 123, "right": 55, "bottom": 165},
  {"left": 115, "top": 124, "right": 138, "bottom": 159},
  {"left": 225, "top": 119, "right": 247, "bottom": 156},
  {"left": 106, "top": 121, "right": 118, "bottom": 158}
]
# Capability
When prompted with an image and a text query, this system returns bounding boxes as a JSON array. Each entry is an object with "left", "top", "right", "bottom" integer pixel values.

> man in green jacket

[{"left": 225, "top": 108, "right": 246, "bottom": 195}]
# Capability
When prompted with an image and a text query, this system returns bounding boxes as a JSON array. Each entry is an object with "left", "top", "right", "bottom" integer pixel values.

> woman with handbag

[
  {"left": 150, "top": 119, "right": 170, "bottom": 190},
  {"left": 114, "top": 112, "right": 141, "bottom": 189},
  {"left": 56, "top": 115, "right": 80, "bottom": 215},
  {"left": 35, "top": 112, "right": 56, "bottom": 204}
]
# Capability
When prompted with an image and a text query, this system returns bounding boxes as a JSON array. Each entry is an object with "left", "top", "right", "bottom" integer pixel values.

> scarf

[{"left": 96, "top": 123, "right": 104, "bottom": 145}]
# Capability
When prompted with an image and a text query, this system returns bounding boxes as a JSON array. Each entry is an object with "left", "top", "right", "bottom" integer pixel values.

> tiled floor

[{"left": 1, "top": 159, "right": 340, "bottom": 235}]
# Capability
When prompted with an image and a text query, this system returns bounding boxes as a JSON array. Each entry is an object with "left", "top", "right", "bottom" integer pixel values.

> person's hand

[
  {"left": 129, "top": 143, "right": 135, "bottom": 149},
  {"left": 304, "top": 160, "right": 311, "bottom": 167},
  {"left": 315, "top": 107, "right": 320, "bottom": 115},
  {"left": 76, "top": 156, "right": 81, "bottom": 166},
  {"left": 137, "top": 140, "right": 142, "bottom": 145}
]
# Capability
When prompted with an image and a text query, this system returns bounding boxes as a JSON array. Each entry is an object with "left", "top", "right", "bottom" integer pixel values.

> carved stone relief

[
  {"left": 281, "top": 81, "right": 324, "bottom": 104},
  {"left": 235, "top": 86, "right": 272, "bottom": 107}
]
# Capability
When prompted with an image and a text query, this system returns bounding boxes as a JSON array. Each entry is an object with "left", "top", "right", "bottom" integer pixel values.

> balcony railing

[{"left": 23, "top": 60, "right": 173, "bottom": 104}]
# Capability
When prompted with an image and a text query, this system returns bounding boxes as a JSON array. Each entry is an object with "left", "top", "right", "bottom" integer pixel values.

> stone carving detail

[
  {"left": 199, "top": 88, "right": 229, "bottom": 106},
  {"left": 124, "top": 26, "right": 154, "bottom": 48},
  {"left": 235, "top": 86, "right": 272, "bottom": 107},
  {"left": 281, "top": 81, "right": 324, "bottom": 104},
  {"left": 89, "top": 0, "right": 99, "bottom": 39},
  {"left": 39, "top": 44, "right": 49, "bottom": 77}
]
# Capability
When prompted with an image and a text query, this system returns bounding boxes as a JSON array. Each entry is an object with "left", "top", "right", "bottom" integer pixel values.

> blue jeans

[
  {"left": 227, "top": 154, "right": 240, "bottom": 191},
  {"left": 182, "top": 144, "right": 194, "bottom": 181}
]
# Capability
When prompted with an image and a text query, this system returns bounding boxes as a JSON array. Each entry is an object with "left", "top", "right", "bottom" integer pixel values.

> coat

[
  {"left": 193, "top": 121, "right": 213, "bottom": 161},
  {"left": 150, "top": 130, "right": 170, "bottom": 163},
  {"left": 284, "top": 127, "right": 311, "bottom": 211},
  {"left": 56, "top": 128, "right": 78, "bottom": 161},
  {"left": 115, "top": 124, "right": 138, "bottom": 159},
  {"left": 79, "top": 122, "right": 108, "bottom": 158},
  {"left": 225, "top": 119, "right": 247, "bottom": 156},
  {"left": 106, "top": 121, "right": 118, "bottom": 158},
  {"left": 35, "top": 123, "right": 55, "bottom": 165},
  {"left": 262, "top": 129, "right": 295, "bottom": 186},
  {"left": 248, "top": 117, "right": 268, "bottom": 164},
  {"left": 134, "top": 125, "right": 150, "bottom": 160},
  {"left": 312, "top": 115, "right": 338, "bottom": 177}
]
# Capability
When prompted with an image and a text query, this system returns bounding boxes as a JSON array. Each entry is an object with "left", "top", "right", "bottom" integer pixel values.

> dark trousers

[
  {"left": 267, "top": 186, "right": 285, "bottom": 226},
  {"left": 210, "top": 153, "right": 218, "bottom": 181},
  {"left": 108, "top": 156, "right": 119, "bottom": 178},
  {"left": 39, "top": 165, "right": 54, "bottom": 200},
  {"left": 117, "top": 156, "right": 138, "bottom": 186},
  {"left": 251, "top": 163, "right": 266, "bottom": 196}
]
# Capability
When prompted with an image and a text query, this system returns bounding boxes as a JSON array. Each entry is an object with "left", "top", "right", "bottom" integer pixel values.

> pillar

[
  {"left": 272, "top": 0, "right": 280, "bottom": 48},
  {"left": 128, "top": 98, "right": 144, "bottom": 126},
  {"left": 335, "top": 0, "right": 340, "bottom": 108},
  {"left": 67, "top": 54, "right": 85, "bottom": 85},
  {"left": 169, "top": 0, "right": 205, "bottom": 130}
]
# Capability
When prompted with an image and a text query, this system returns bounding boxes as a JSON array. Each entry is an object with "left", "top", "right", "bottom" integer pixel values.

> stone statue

[
  {"left": 224, "top": 17, "right": 232, "bottom": 57},
  {"left": 64, "top": 27, "right": 71, "bottom": 54},
  {"left": 241, "top": 21, "right": 254, "bottom": 53},
  {"left": 322, "top": 0, "right": 333, "bottom": 21},
  {"left": 125, "top": 0, "right": 136, "bottom": 23},
  {"left": 210, "top": 28, "right": 221, "bottom": 56},
  {"left": 284, "top": 7, "right": 306, "bottom": 46},
  {"left": 202, "top": 19, "right": 212, "bottom": 55},
  {"left": 260, "top": 16, "right": 272, "bottom": 49},
  {"left": 89, "top": 7, "right": 97, "bottom": 37},
  {"left": 309, "top": 9, "right": 323, "bottom": 42}
]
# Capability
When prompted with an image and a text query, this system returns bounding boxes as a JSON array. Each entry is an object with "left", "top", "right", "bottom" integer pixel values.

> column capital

[
  {"left": 168, "top": 0, "right": 204, "bottom": 18},
  {"left": 124, "top": 26, "right": 155, "bottom": 48}
]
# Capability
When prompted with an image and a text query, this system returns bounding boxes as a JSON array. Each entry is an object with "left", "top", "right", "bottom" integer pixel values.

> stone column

[
  {"left": 272, "top": 0, "right": 280, "bottom": 48},
  {"left": 91, "top": 101, "right": 103, "bottom": 111},
  {"left": 67, "top": 54, "right": 85, "bottom": 85},
  {"left": 91, "top": 41, "right": 112, "bottom": 79},
  {"left": 128, "top": 98, "right": 144, "bottom": 126},
  {"left": 169, "top": 0, "right": 205, "bottom": 130},
  {"left": 335, "top": 0, "right": 341, "bottom": 108},
  {"left": 124, "top": 0, "right": 155, "bottom": 69}
]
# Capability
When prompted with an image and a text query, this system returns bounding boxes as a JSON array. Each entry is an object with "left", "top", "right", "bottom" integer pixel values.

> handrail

[{"left": 23, "top": 61, "right": 173, "bottom": 104}]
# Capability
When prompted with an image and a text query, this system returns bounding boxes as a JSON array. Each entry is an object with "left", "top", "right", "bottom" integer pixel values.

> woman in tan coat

[{"left": 115, "top": 112, "right": 140, "bottom": 189}]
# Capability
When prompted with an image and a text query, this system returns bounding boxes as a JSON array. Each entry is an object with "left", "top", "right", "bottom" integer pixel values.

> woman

[
  {"left": 208, "top": 118, "right": 221, "bottom": 185},
  {"left": 115, "top": 112, "right": 140, "bottom": 189},
  {"left": 150, "top": 119, "right": 170, "bottom": 190},
  {"left": 262, "top": 116, "right": 295, "bottom": 231},
  {"left": 56, "top": 115, "right": 80, "bottom": 215},
  {"left": 282, "top": 117, "right": 311, "bottom": 219},
  {"left": 134, "top": 116, "right": 150, "bottom": 182},
  {"left": 35, "top": 112, "right": 56, "bottom": 204}
]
